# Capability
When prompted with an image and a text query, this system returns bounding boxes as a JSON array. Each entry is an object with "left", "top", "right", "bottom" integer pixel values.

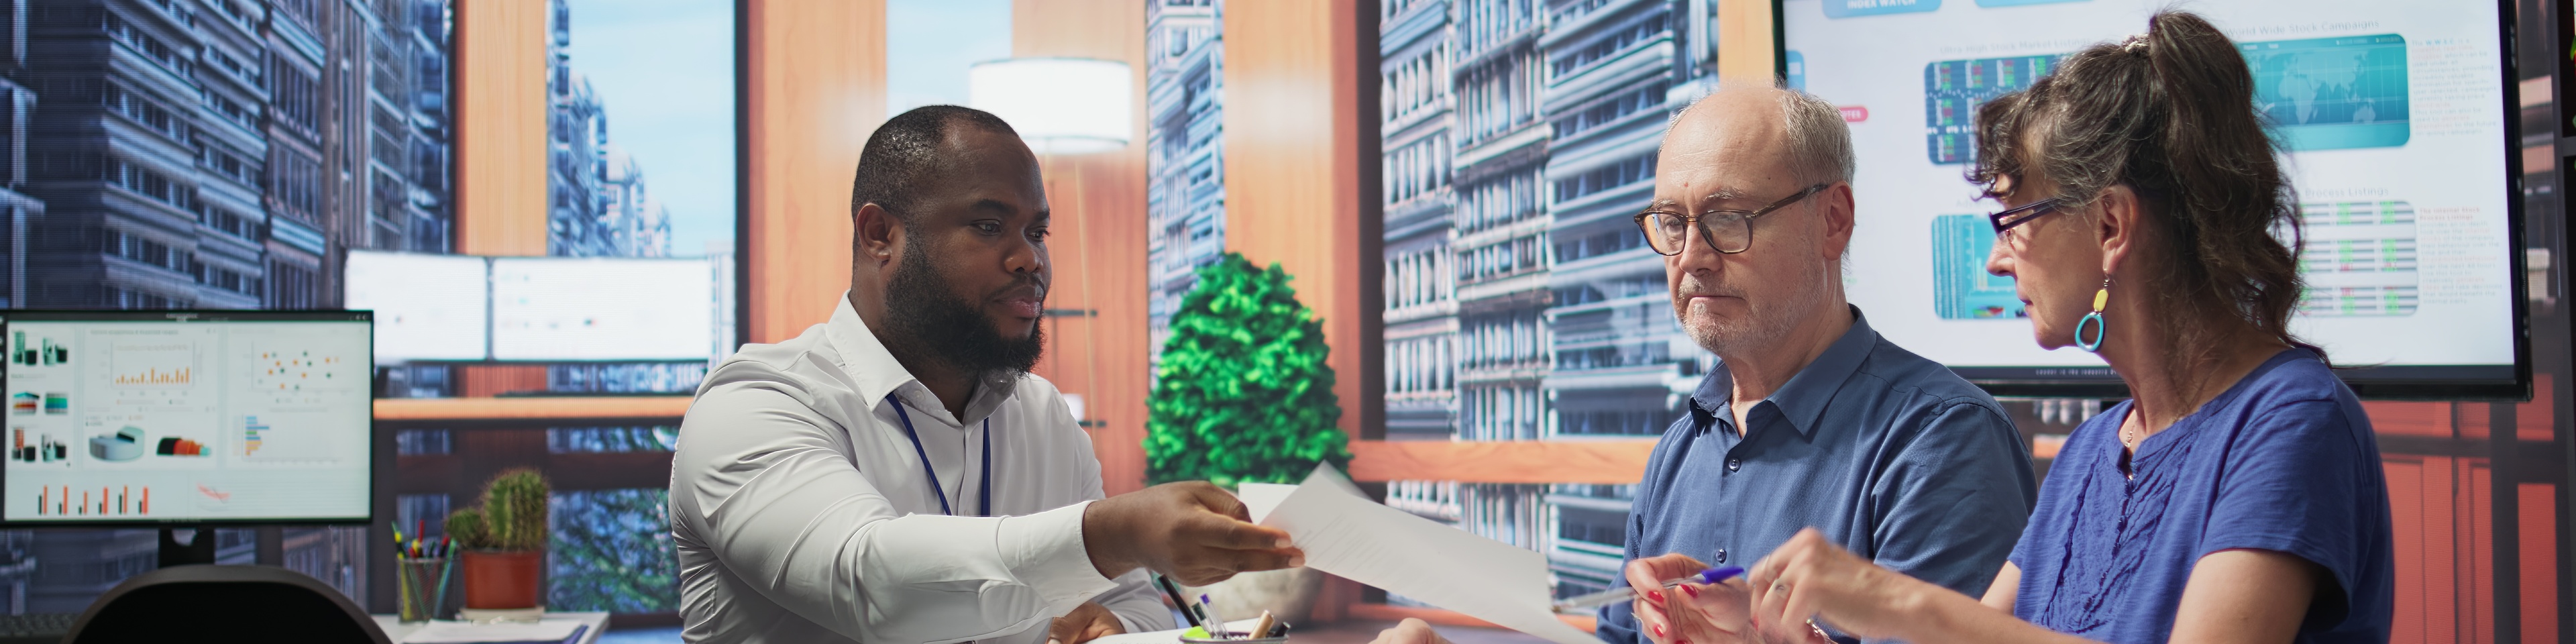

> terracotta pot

[
  {"left": 461, "top": 549, "right": 545, "bottom": 610},
  {"left": 1181, "top": 567, "right": 1322, "bottom": 625}
]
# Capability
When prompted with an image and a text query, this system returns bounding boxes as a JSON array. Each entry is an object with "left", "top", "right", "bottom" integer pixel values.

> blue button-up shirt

[{"left": 1596, "top": 308, "right": 2038, "bottom": 643}]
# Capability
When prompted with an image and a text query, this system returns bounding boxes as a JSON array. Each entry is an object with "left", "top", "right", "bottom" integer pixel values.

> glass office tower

[
  {"left": 6, "top": 0, "right": 462, "bottom": 608},
  {"left": 1146, "top": 0, "right": 1226, "bottom": 366},
  {"left": 1374, "top": 0, "right": 1727, "bottom": 599}
]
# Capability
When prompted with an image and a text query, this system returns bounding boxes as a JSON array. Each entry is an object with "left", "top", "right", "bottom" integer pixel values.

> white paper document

[
  {"left": 1088, "top": 619, "right": 1265, "bottom": 644},
  {"left": 1248, "top": 465, "right": 1599, "bottom": 644},
  {"left": 399, "top": 619, "right": 588, "bottom": 644}
]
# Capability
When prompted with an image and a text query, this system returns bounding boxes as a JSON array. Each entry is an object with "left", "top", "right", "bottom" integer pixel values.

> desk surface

[{"left": 369, "top": 612, "right": 608, "bottom": 644}]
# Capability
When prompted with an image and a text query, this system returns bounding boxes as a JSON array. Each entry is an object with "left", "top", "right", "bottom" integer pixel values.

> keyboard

[{"left": 0, "top": 612, "right": 75, "bottom": 643}]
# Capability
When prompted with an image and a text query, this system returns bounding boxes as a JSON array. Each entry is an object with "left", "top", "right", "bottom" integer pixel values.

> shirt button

[
  {"left": 1714, "top": 548, "right": 1729, "bottom": 563},
  {"left": 1725, "top": 458, "right": 1741, "bottom": 472}
]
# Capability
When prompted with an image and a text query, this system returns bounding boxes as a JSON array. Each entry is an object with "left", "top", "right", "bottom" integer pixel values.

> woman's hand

[
  {"left": 1625, "top": 553, "right": 1711, "bottom": 643},
  {"left": 1744, "top": 528, "right": 1929, "bottom": 641}
]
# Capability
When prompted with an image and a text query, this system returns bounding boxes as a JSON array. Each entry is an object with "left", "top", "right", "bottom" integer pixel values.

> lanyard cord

[{"left": 885, "top": 392, "right": 992, "bottom": 517}]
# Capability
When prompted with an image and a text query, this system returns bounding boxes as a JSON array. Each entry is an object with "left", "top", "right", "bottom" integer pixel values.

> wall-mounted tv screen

[
  {"left": 1783, "top": 0, "right": 2525, "bottom": 397},
  {"left": 490, "top": 258, "right": 716, "bottom": 362},
  {"left": 343, "top": 251, "right": 489, "bottom": 363}
]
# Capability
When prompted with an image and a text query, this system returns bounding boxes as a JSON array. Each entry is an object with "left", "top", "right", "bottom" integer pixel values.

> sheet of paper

[
  {"left": 1238, "top": 483, "right": 1297, "bottom": 524},
  {"left": 1088, "top": 619, "right": 1265, "bottom": 644},
  {"left": 1259, "top": 464, "right": 1598, "bottom": 644},
  {"left": 400, "top": 619, "right": 587, "bottom": 644}
]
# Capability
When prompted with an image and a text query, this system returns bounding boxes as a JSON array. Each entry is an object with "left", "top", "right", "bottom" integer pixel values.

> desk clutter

[
  {"left": 371, "top": 612, "right": 609, "bottom": 644},
  {"left": 394, "top": 619, "right": 588, "bottom": 644}
]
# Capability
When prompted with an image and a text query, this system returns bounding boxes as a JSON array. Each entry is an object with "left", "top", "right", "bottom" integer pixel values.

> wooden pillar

[
  {"left": 451, "top": 0, "right": 549, "bottom": 257},
  {"left": 743, "top": 0, "right": 888, "bottom": 344},
  {"left": 1013, "top": 0, "right": 1154, "bottom": 496},
  {"left": 1222, "top": 0, "right": 1383, "bottom": 441},
  {"left": 1717, "top": 0, "right": 1779, "bottom": 81}
]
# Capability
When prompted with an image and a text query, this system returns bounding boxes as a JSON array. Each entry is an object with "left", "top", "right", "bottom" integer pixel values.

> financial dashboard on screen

[
  {"left": 0, "top": 311, "right": 374, "bottom": 525},
  {"left": 1783, "top": 0, "right": 2524, "bottom": 396}
]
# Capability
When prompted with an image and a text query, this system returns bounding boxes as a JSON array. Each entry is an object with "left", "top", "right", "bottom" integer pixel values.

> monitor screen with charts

[
  {"left": 0, "top": 311, "right": 373, "bottom": 525},
  {"left": 1783, "top": 0, "right": 2526, "bottom": 396}
]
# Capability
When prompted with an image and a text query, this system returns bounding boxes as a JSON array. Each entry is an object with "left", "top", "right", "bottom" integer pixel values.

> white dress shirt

[{"left": 672, "top": 295, "right": 1169, "bottom": 643}]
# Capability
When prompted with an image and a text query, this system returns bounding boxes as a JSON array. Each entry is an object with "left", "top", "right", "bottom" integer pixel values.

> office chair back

[{"left": 66, "top": 564, "right": 393, "bottom": 644}]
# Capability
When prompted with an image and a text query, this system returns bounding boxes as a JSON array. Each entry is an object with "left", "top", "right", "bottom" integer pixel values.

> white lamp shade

[{"left": 969, "top": 58, "right": 1133, "bottom": 155}]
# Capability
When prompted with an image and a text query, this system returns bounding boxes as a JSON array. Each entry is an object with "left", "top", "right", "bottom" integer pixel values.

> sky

[
  {"left": 887, "top": 0, "right": 1014, "bottom": 117},
  {"left": 562, "top": 0, "right": 735, "bottom": 257},
  {"left": 553, "top": 0, "right": 1008, "bottom": 257}
]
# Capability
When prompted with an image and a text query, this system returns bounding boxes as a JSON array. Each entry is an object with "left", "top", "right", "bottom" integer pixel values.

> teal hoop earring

[{"left": 2075, "top": 278, "right": 2109, "bottom": 352}]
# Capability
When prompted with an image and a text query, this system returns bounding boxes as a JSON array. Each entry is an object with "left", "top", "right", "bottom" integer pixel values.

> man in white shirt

[{"left": 672, "top": 105, "right": 1304, "bottom": 644}]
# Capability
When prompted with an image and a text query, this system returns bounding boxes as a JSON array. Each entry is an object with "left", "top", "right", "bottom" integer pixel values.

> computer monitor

[
  {"left": 1782, "top": 0, "right": 2528, "bottom": 398},
  {"left": 0, "top": 311, "right": 374, "bottom": 527}
]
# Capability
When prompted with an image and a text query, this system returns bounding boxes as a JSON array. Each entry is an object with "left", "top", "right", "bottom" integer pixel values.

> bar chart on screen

[
  {"left": 237, "top": 415, "right": 337, "bottom": 462},
  {"left": 107, "top": 341, "right": 197, "bottom": 388}
]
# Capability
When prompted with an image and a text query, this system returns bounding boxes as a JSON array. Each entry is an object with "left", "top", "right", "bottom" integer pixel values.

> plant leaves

[{"left": 1145, "top": 253, "right": 1353, "bottom": 487}]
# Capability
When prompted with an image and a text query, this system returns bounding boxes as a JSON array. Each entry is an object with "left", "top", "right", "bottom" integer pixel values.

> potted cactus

[{"left": 447, "top": 468, "right": 549, "bottom": 614}]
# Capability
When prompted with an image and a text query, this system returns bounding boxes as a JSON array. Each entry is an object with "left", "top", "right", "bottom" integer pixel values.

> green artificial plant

[
  {"left": 1145, "top": 252, "right": 1351, "bottom": 488},
  {"left": 445, "top": 468, "right": 551, "bottom": 551}
]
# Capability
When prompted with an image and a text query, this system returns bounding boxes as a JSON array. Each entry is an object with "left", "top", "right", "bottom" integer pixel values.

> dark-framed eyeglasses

[
  {"left": 1633, "top": 183, "right": 1831, "bottom": 256},
  {"left": 1987, "top": 197, "right": 2066, "bottom": 239}
]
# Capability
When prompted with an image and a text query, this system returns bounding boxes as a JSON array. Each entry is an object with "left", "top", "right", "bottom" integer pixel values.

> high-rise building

[
  {"left": 1371, "top": 0, "right": 1725, "bottom": 600},
  {"left": 1381, "top": 0, "right": 1458, "bottom": 443},
  {"left": 1444, "top": 0, "right": 1554, "bottom": 584},
  {"left": 1534, "top": 0, "right": 1689, "bottom": 596},
  {"left": 1144, "top": 0, "right": 1223, "bottom": 362},
  {"left": 6, "top": 0, "right": 454, "bottom": 606},
  {"left": 543, "top": 0, "right": 668, "bottom": 260}
]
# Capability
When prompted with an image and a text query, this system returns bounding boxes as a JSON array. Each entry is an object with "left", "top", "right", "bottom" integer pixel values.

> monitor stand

[{"left": 158, "top": 528, "right": 215, "bottom": 568}]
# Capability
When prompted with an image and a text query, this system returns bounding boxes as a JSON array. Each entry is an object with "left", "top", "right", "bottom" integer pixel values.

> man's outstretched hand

[{"left": 1083, "top": 482, "right": 1305, "bottom": 586}]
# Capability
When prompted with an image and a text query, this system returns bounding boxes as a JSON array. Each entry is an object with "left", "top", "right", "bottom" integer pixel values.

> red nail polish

[
  {"left": 1680, "top": 584, "right": 1700, "bottom": 598},
  {"left": 1654, "top": 625, "right": 1665, "bottom": 637},
  {"left": 1647, "top": 590, "right": 1665, "bottom": 603}
]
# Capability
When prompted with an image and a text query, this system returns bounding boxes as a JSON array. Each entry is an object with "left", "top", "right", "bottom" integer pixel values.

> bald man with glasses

[{"left": 1373, "top": 84, "right": 2039, "bottom": 644}]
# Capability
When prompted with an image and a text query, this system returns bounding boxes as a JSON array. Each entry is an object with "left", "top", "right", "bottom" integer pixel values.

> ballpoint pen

[
  {"left": 1152, "top": 574, "right": 1204, "bottom": 632},
  {"left": 1550, "top": 566, "right": 1745, "bottom": 612},
  {"left": 1197, "top": 594, "right": 1226, "bottom": 638}
]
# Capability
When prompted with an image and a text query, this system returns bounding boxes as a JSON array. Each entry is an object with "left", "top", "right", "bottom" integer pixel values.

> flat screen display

[
  {"left": 345, "top": 250, "right": 489, "bottom": 362},
  {"left": 490, "top": 257, "right": 716, "bottom": 362},
  {"left": 1, "top": 311, "right": 374, "bottom": 525},
  {"left": 1782, "top": 0, "right": 2523, "bottom": 395}
]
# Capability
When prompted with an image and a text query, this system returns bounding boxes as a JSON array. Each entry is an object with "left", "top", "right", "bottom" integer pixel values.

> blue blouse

[{"left": 2010, "top": 348, "right": 2394, "bottom": 643}]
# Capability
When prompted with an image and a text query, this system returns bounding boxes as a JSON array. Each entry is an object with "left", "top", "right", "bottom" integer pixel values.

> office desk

[{"left": 369, "top": 612, "right": 608, "bottom": 644}]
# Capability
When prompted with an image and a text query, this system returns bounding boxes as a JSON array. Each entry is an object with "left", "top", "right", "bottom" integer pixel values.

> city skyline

[{"left": 559, "top": 0, "right": 729, "bottom": 258}]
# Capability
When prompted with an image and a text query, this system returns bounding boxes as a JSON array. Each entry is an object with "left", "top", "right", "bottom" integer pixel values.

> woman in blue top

[{"left": 1660, "top": 11, "right": 2397, "bottom": 644}]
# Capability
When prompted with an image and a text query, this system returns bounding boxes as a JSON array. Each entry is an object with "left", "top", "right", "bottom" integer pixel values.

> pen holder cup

[
  {"left": 396, "top": 556, "right": 450, "bottom": 623},
  {"left": 1180, "top": 632, "right": 1287, "bottom": 643}
]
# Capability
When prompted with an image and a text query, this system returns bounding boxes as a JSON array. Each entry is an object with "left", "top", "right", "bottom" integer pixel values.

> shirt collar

[
  {"left": 1690, "top": 306, "right": 1880, "bottom": 439},
  {"left": 823, "top": 292, "right": 1020, "bottom": 425}
]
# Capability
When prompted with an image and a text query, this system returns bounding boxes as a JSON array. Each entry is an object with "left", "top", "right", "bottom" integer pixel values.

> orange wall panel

[
  {"left": 1222, "top": 0, "right": 1382, "bottom": 440},
  {"left": 1014, "top": 0, "right": 1153, "bottom": 495},
  {"left": 744, "top": 0, "right": 887, "bottom": 343},
  {"left": 453, "top": 0, "right": 550, "bottom": 256},
  {"left": 1715, "top": 0, "right": 1778, "bottom": 82},
  {"left": 2517, "top": 482, "right": 2557, "bottom": 644}
]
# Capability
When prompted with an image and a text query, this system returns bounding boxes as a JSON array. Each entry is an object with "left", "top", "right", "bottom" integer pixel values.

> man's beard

[
  {"left": 1678, "top": 262, "right": 1829, "bottom": 360},
  {"left": 883, "top": 239, "right": 1045, "bottom": 377}
]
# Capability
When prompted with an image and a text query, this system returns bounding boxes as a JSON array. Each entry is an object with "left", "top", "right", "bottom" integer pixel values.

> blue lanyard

[{"left": 886, "top": 393, "right": 991, "bottom": 517}]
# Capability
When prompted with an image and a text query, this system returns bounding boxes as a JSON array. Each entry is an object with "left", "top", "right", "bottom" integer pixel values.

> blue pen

[{"left": 1550, "top": 566, "right": 1745, "bottom": 612}]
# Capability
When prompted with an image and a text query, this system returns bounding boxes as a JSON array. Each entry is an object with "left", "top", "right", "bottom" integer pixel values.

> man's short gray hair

[
  {"left": 1674, "top": 80, "right": 1856, "bottom": 186},
  {"left": 1776, "top": 87, "right": 1855, "bottom": 186}
]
